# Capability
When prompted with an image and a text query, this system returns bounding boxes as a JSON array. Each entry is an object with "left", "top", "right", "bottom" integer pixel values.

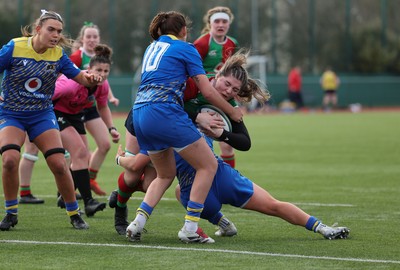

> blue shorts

[
  {"left": 180, "top": 160, "right": 254, "bottom": 222},
  {"left": 133, "top": 103, "right": 201, "bottom": 152},
  {"left": 0, "top": 108, "right": 59, "bottom": 141}
]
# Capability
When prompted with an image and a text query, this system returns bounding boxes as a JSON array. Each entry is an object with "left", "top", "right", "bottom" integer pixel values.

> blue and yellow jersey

[
  {"left": 134, "top": 35, "right": 205, "bottom": 107},
  {"left": 0, "top": 37, "right": 80, "bottom": 112}
]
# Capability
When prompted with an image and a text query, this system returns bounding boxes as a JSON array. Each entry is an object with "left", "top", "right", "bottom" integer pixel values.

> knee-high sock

[
  {"left": 65, "top": 201, "right": 80, "bottom": 216},
  {"left": 89, "top": 168, "right": 98, "bottom": 181},
  {"left": 117, "top": 172, "right": 137, "bottom": 208},
  {"left": 71, "top": 169, "right": 92, "bottom": 205},
  {"left": 134, "top": 201, "right": 153, "bottom": 231},
  {"left": 221, "top": 154, "right": 235, "bottom": 168},
  {"left": 5, "top": 199, "right": 18, "bottom": 215},
  {"left": 20, "top": 185, "right": 32, "bottom": 197},
  {"left": 305, "top": 216, "right": 321, "bottom": 232},
  {"left": 185, "top": 200, "right": 203, "bottom": 232}
]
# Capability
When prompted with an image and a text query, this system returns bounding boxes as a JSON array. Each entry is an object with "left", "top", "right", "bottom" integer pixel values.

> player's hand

[
  {"left": 228, "top": 107, "right": 243, "bottom": 123},
  {"left": 196, "top": 112, "right": 224, "bottom": 132},
  {"left": 84, "top": 72, "right": 102, "bottom": 86},
  {"left": 110, "top": 129, "right": 121, "bottom": 143},
  {"left": 116, "top": 144, "right": 125, "bottom": 157},
  {"left": 109, "top": 97, "right": 120, "bottom": 106},
  {"left": 200, "top": 126, "right": 224, "bottom": 139}
]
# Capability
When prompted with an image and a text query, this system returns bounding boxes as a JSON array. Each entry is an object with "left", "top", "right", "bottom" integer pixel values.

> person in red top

[
  {"left": 288, "top": 66, "right": 304, "bottom": 109},
  {"left": 193, "top": 6, "right": 239, "bottom": 168}
]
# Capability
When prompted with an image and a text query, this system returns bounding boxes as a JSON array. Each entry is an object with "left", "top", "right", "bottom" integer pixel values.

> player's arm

[
  {"left": 115, "top": 144, "right": 151, "bottom": 172},
  {"left": 108, "top": 86, "right": 120, "bottom": 106},
  {"left": 72, "top": 71, "right": 101, "bottom": 88},
  {"left": 200, "top": 115, "right": 251, "bottom": 151},
  {"left": 217, "top": 120, "right": 251, "bottom": 151},
  {"left": 96, "top": 103, "right": 120, "bottom": 143}
]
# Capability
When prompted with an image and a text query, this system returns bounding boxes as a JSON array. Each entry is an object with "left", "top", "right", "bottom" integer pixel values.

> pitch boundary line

[{"left": 1, "top": 239, "right": 398, "bottom": 265}]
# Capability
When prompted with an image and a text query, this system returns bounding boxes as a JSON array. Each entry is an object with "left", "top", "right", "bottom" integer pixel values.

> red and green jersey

[
  {"left": 69, "top": 48, "right": 92, "bottom": 70},
  {"left": 183, "top": 77, "right": 237, "bottom": 116},
  {"left": 69, "top": 49, "right": 96, "bottom": 108},
  {"left": 194, "top": 33, "right": 238, "bottom": 76}
]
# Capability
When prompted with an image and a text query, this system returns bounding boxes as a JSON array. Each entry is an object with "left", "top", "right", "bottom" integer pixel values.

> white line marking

[
  {"left": 293, "top": 202, "right": 354, "bottom": 207},
  {"left": 1, "top": 240, "right": 398, "bottom": 265}
]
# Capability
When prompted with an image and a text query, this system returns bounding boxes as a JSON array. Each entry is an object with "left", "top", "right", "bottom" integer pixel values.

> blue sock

[
  {"left": 5, "top": 199, "right": 18, "bottom": 215},
  {"left": 185, "top": 200, "right": 204, "bottom": 222},
  {"left": 65, "top": 201, "right": 79, "bottom": 216},
  {"left": 305, "top": 216, "right": 320, "bottom": 232},
  {"left": 65, "top": 201, "right": 79, "bottom": 212},
  {"left": 137, "top": 201, "right": 153, "bottom": 219},
  {"left": 209, "top": 211, "right": 224, "bottom": 225}
]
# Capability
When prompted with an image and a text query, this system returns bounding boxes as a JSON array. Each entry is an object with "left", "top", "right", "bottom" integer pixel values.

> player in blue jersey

[
  {"left": 174, "top": 135, "right": 350, "bottom": 241},
  {"left": 0, "top": 10, "right": 101, "bottom": 231},
  {"left": 114, "top": 49, "right": 349, "bottom": 242},
  {"left": 126, "top": 11, "right": 243, "bottom": 243}
]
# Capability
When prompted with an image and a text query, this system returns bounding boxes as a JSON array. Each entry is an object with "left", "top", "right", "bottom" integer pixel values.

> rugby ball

[{"left": 199, "top": 105, "right": 232, "bottom": 132}]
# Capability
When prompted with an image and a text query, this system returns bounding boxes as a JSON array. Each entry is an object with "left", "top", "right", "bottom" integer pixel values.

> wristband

[
  {"left": 116, "top": 155, "right": 121, "bottom": 166},
  {"left": 108, "top": 126, "right": 117, "bottom": 133}
]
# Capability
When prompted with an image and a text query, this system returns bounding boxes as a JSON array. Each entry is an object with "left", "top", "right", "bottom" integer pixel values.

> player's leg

[
  {"left": 19, "top": 138, "right": 44, "bottom": 204},
  {"left": 85, "top": 116, "right": 110, "bottom": 196},
  {"left": 0, "top": 126, "right": 25, "bottom": 230},
  {"left": 33, "top": 128, "right": 88, "bottom": 229},
  {"left": 244, "top": 183, "right": 349, "bottom": 239},
  {"left": 175, "top": 138, "right": 218, "bottom": 243},
  {"left": 219, "top": 142, "right": 235, "bottom": 168},
  {"left": 60, "top": 126, "right": 106, "bottom": 217}
]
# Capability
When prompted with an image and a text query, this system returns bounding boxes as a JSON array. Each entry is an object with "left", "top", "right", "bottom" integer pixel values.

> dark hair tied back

[
  {"left": 148, "top": 11, "right": 190, "bottom": 40},
  {"left": 89, "top": 44, "right": 113, "bottom": 67}
]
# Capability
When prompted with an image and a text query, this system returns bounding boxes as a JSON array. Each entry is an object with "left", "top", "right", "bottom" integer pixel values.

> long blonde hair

[
  {"left": 217, "top": 49, "right": 270, "bottom": 104},
  {"left": 201, "top": 6, "right": 234, "bottom": 35},
  {"left": 21, "top": 10, "right": 72, "bottom": 49}
]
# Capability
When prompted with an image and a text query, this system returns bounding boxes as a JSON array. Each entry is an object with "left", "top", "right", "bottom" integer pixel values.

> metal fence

[{"left": 2, "top": 0, "right": 399, "bottom": 75}]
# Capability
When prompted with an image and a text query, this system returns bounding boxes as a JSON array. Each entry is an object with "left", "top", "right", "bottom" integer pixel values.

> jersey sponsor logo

[
  {"left": 46, "top": 64, "right": 56, "bottom": 71},
  {"left": 208, "top": 50, "right": 217, "bottom": 57},
  {"left": 24, "top": 78, "right": 42, "bottom": 93},
  {"left": 52, "top": 119, "right": 56, "bottom": 125},
  {"left": 23, "top": 60, "right": 28, "bottom": 66},
  {"left": 214, "top": 62, "right": 224, "bottom": 73}
]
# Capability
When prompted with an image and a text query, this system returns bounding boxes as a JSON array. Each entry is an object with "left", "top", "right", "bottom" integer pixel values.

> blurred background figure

[
  {"left": 287, "top": 66, "right": 303, "bottom": 110},
  {"left": 320, "top": 67, "right": 340, "bottom": 112}
]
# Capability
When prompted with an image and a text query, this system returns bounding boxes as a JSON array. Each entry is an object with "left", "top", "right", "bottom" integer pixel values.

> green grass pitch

[{"left": 1, "top": 111, "right": 399, "bottom": 269}]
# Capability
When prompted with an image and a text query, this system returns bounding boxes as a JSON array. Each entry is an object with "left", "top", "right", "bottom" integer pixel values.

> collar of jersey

[{"left": 165, "top": 34, "right": 178, "bottom": 40}]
